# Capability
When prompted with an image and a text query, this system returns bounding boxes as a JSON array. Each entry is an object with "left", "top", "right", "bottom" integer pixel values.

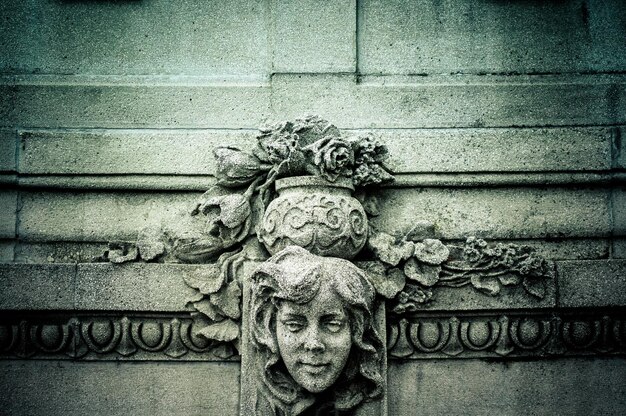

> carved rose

[
  {"left": 307, "top": 136, "right": 355, "bottom": 182},
  {"left": 413, "top": 239, "right": 449, "bottom": 265},
  {"left": 403, "top": 258, "right": 441, "bottom": 287},
  {"left": 213, "top": 146, "right": 267, "bottom": 187}
]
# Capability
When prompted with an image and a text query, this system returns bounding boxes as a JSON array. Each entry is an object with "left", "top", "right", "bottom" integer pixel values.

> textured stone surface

[
  {"left": 0, "top": 263, "right": 75, "bottom": 310},
  {"left": 75, "top": 263, "right": 201, "bottom": 311},
  {"left": 271, "top": 74, "right": 626, "bottom": 128},
  {"left": 372, "top": 127, "right": 613, "bottom": 173},
  {"left": 613, "top": 188, "right": 626, "bottom": 236},
  {"left": 14, "top": 242, "right": 108, "bottom": 263},
  {"left": 0, "top": 78, "right": 272, "bottom": 129},
  {"left": 388, "top": 358, "right": 626, "bottom": 416},
  {"left": 0, "top": 0, "right": 269, "bottom": 76},
  {"left": 359, "top": 0, "right": 626, "bottom": 75},
  {"left": 18, "top": 191, "right": 196, "bottom": 241},
  {"left": 0, "top": 129, "right": 16, "bottom": 171},
  {"left": 19, "top": 129, "right": 255, "bottom": 175},
  {"left": 371, "top": 187, "right": 611, "bottom": 239},
  {"left": 558, "top": 260, "right": 626, "bottom": 307},
  {"left": 0, "top": 191, "right": 17, "bottom": 238},
  {"left": 614, "top": 238, "right": 626, "bottom": 259},
  {"left": 615, "top": 127, "right": 625, "bottom": 169},
  {"left": 418, "top": 283, "right": 556, "bottom": 311},
  {"left": 272, "top": 0, "right": 355, "bottom": 73},
  {"left": 0, "top": 240, "right": 14, "bottom": 261},
  {"left": 18, "top": 127, "right": 614, "bottom": 176},
  {"left": 2, "top": 74, "right": 625, "bottom": 129},
  {"left": 0, "top": 361, "right": 240, "bottom": 416}
]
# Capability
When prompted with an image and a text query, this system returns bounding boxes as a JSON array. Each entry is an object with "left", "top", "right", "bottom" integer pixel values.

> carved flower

[
  {"left": 213, "top": 146, "right": 267, "bottom": 187},
  {"left": 413, "top": 239, "right": 449, "bottom": 265},
  {"left": 307, "top": 136, "right": 355, "bottom": 182}
]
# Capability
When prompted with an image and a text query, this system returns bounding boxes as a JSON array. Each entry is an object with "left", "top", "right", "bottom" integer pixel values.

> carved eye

[
  {"left": 283, "top": 320, "right": 305, "bottom": 333},
  {"left": 324, "top": 320, "right": 344, "bottom": 333}
]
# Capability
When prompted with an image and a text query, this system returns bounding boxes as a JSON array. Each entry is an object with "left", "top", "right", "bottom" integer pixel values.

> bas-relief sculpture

[{"left": 95, "top": 116, "right": 555, "bottom": 415}]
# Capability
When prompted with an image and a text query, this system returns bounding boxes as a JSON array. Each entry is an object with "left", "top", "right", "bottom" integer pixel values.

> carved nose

[{"left": 303, "top": 329, "right": 325, "bottom": 352}]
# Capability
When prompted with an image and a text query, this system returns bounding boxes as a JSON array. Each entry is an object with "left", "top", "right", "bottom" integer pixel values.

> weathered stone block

[
  {"left": 271, "top": 73, "right": 626, "bottom": 128},
  {"left": 558, "top": 260, "right": 626, "bottom": 307},
  {"left": 370, "top": 187, "right": 611, "bottom": 239},
  {"left": 19, "top": 129, "right": 255, "bottom": 175},
  {"left": 0, "top": 78, "right": 272, "bottom": 129},
  {"left": 366, "top": 127, "right": 613, "bottom": 173},
  {"left": 272, "top": 0, "right": 356, "bottom": 73},
  {"left": 18, "top": 191, "right": 197, "bottom": 242},
  {"left": 0, "top": 361, "right": 240, "bottom": 416},
  {"left": 418, "top": 283, "right": 556, "bottom": 311},
  {"left": 0, "top": 263, "right": 75, "bottom": 310},
  {"left": 0, "top": 0, "right": 269, "bottom": 76},
  {"left": 0, "top": 240, "right": 13, "bottom": 262},
  {"left": 75, "top": 263, "right": 204, "bottom": 312},
  {"left": 613, "top": 187, "right": 626, "bottom": 236},
  {"left": 614, "top": 238, "right": 626, "bottom": 259},
  {"left": 359, "top": 0, "right": 626, "bottom": 74},
  {"left": 14, "top": 242, "right": 108, "bottom": 264},
  {"left": 388, "top": 358, "right": 626, "bottom": 415},
  {"left": 0, "top": 129, "right": 16, "bottom": 172},
  {"left": 0, "top": 191, "right": 17, "bottom": 238}
]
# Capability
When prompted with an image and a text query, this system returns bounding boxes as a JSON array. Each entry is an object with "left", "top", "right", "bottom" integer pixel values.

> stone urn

[{"left": 258, "top": 176, "right": 368, "bottom": 259}]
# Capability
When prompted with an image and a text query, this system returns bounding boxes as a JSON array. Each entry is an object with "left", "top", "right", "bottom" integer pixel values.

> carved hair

[{"left": 250, "top": 246, "right": 383, "bottom": 414}]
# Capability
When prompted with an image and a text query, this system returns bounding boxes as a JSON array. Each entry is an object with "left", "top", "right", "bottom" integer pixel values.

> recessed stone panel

[
  {"left": 0, "top": 263, "right": 75, "bottom": 310},
  {"left": 371, "top": 187, "right": 611, "bottom": 239},
  {"left": 75, "top": 263, "right": 204, "bottom": 312},
  {"left": 558, "top": 260, "right": 626, "bottom": 308},
  {"left": 18, "top": 191, "right": 198, "bottom": 242}
]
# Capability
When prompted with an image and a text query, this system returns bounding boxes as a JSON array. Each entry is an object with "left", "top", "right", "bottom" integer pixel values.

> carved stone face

[{"left": 276, "top": 284, "right": 352, "bottom": 393}]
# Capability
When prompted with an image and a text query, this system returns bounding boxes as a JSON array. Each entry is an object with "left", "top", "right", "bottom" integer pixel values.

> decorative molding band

[
  {"left": 3, "top": 310, "right": 625, "bottom": 362},
  {"left": 387, "top": 310, "right": 626, "bottom": 360},
  {"left": 0, "top": 313, "right": 237, "bottom": 361}
]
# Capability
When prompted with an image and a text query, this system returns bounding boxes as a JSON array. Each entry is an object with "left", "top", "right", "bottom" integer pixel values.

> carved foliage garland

[{"left": 97, "top": 116, "right": 554, "bottom": 355}]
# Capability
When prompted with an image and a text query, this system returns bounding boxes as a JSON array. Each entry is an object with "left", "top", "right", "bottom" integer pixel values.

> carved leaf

[
  {"left": 357, "top": 261, "right": 405, "bottom": 299},
  {"left": 470, "top": 275, "right": 501, "bottom": 296},
  {"left": 182, "top": 265, "right": 224, "bottom": 295},
  {"left": 210, "top": 281, "right": 242, "bottom": 320},
  {"left": 195, "top": 319, "right": 239, "bottom": 342},
  {"left": 522, "top": 277, "right": 547, "bottom": 299},
  {"left": 367, "top": 232, "right": 414, "bottom": 266},
  {"left": 193, "top": 299, "right": 225, "bottom": 322},
  {"left": 403, "top": 258, "right": 441, "bottom": 287},
  {"left": 213, "top": 146, "right": 265, "bottom": 188},
  {"left": 498, "top": 274, "right": 521, "bottom": 286}
]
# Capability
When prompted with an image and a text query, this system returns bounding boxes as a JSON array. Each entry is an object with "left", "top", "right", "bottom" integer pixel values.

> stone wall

[{"left": 1, "top": 1, "right": 625, "bottom": 415}]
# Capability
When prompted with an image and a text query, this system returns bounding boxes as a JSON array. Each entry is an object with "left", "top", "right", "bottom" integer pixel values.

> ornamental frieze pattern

[{"left": 1, "top": 310, "right": 625, "bottom": 361}]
